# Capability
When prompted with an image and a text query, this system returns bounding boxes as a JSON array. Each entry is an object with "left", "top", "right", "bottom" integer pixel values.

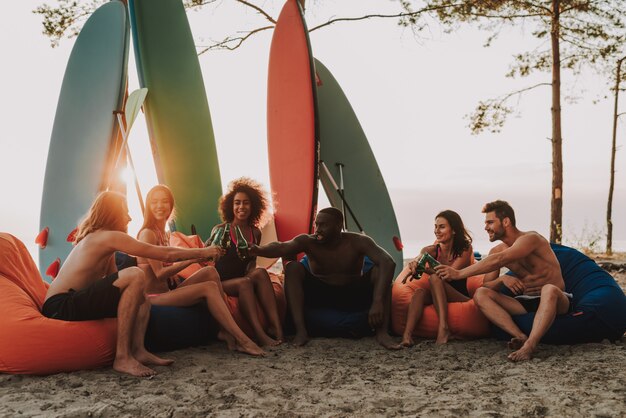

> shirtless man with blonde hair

[
  {"left": 43, "top": 191, "right": 228, "bottom": 377},
  {"left": 434, "top": 200, "right": 571, "bottom": 361}
]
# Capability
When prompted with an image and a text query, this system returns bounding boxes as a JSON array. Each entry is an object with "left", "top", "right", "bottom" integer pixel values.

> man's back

[{"left": 46, "top": 231, "right": 117, "bottom": 300}]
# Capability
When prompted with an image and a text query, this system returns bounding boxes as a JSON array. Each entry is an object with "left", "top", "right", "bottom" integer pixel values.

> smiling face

[
  {"left": 233, "top": 192, "right": 252, "bottom": 223},
  {"left": 484, "top": 211, "right": 505, "bottom": 242},
  {"left": 313, "top": 212, "right": 342, "bottom": 244},
  {"left": 149, "top": 189, "right": 173, "bottom": 224},
  {"left": 434, "top": 216, "right": 454, "bottom": 244}
]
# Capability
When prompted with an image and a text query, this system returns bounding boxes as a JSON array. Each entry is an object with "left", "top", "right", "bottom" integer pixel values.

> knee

[
  {"left": 473, "top": 287, "right": 492, "bottom": 306},
  {"left": 284, "top": 262, "right": 305, "bottom": 283},
  {"left": 199, "top": 266, "right": 221, "bottom": 283},
  {"left": 250, "top": 267, "right": 270, "bottom": 281},
  {"left": 541, "top": 284, "right": 561, "bottom": 300},
  {"left": 411, "top": 288, "right": 426, "bottom": 302},
  {"left": 428, "top": 273, "right": 439, "bottom": 284},
  {"left": 202, "top": 281, "right": 219, "bottom": 295},
  {"left": 126, "top": 267, "right": 146, "bottom": 287},
  {"left": 239, "top": 276, "right": 254, "bottom": 291}
]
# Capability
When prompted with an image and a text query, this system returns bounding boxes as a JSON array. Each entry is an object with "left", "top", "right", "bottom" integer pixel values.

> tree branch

[
  {"left": 197, "top": 25, "right": 274, "bottom": 53},
  {"left": 468, "top": 82, "right": 551, "bottom": 134}
]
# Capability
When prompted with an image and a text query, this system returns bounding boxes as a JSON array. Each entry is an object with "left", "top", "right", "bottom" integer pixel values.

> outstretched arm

[
  {"left": 106, "top": 231, "right": 223, "bottom": 263},
  {"left": 248, "top": 234, "right": 308, "bottom": 258},
  {"left": 435, "top": 235, "right": 539, "bottom": 280},
  {"left": 137, "top": 229, "right": 200, "bottom": 281}
]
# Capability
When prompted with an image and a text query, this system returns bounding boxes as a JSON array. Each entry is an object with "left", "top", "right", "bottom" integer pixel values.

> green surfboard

[
  {"left": 129, "top": 0, "right": 222, "bottom": 239},
  {"left": 315, "top": 58, "right": 404, "bottom": 277},
  {"left": 38, "top": 1, "right": 129, "bottom": 280}
]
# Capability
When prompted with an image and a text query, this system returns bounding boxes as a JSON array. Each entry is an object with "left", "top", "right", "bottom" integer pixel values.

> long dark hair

[{"left": 436, "top": 210, "right": 472, "bottom": 258}]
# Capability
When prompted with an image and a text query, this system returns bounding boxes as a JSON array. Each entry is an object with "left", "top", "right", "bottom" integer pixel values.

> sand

[{"left": 1, "top": 269, "right": 625, "bottom": 417}]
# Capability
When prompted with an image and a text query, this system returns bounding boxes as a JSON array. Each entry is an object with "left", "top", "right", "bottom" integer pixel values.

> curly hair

[{"left": 218, "top": 177, "right": 270, "bottom": 227}]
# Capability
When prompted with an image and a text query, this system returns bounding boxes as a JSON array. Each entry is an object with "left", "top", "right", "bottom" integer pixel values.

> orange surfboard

[{"left": 267, "top": 0, "right": 319, "bottom": 242}]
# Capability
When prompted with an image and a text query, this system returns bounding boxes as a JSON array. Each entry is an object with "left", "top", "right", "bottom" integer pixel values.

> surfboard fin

[
  {"left": 393, "top": 236, "right": 403, "bottom": 251},
  {"left": 35, "top": 227, "right": 49, "bottom": 249},
  {"left": 66, "top": 228, "right": 78, "bottom": 243},
  {"left": 46, "top": 258, "right": 61, "bottom": 279}
]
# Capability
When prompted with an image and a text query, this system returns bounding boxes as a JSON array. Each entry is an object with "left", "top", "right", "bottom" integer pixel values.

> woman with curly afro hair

[{"left": 211, "top": 177, "right": 283, "bottom": 346}]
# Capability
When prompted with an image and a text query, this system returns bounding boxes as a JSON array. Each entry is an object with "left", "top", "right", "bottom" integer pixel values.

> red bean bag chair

[
  {"left": 391, "top": 265, "right": 490, "bottom": 339},
  {"left": 0, "top": 233, "right": 117, "bottom": 374}
]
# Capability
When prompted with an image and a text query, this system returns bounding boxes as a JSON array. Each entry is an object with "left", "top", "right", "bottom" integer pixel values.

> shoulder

[
  {"left": 488, "top": 242, "right": 508, "bottom": 255},
  {"left": 461, "top": 245, "right": 473, "bottom": 257},
  {"left": 516, "top": 231, "right": 546, "bottom": 247},
  {"left": 421, "top": 244, "right": 437, "bottom": 257},
  {"left": 212, "top": 222, "right": 227, "bottom": 231},
  {"left": 137, "top": 228, "right": 158, "bottom": 244}
]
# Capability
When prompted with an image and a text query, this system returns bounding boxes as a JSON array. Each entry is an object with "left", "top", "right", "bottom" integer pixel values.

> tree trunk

[
  {"left": 550, "top": 0, "right": 563, "bottom": 243},
  {"left": 606, "top": 57, "right": 624, "bottom": 255}
]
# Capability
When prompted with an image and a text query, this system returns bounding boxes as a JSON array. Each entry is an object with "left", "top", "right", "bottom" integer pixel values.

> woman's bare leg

[
  {"left": 249, "top": 268, "right": 284, "bottom": 342},
  {"left": 401, "top": 288, "right": 432, "bottom": 347},
  {"left": 223, "top": 278, "right": 279, "bottom": 346},
  {"left": 150, "top": 282, "right": 265, "bottom": 356}
]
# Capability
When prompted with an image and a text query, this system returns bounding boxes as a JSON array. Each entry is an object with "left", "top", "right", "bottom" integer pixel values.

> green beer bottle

[
  {"left": 220, "top": 223, "right": 232, "bottom": 250},
  {"left": 234, "top": 225, "right": 250, "bottom": 260}
]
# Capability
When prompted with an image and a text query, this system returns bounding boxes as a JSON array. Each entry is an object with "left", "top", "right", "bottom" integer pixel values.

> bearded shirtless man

[{"left": 434, "top": 200, "right": 571, "bottom": 361}]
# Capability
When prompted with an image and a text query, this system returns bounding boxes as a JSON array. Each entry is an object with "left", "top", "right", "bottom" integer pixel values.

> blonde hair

[{"left": 74, "top": 191, "right": 128, "bottom": 243}]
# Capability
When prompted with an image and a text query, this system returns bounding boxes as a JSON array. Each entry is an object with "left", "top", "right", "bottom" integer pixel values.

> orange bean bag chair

[
  {"left": 169, "top": 232, "right": 287, "bottom": 339},
  {"left": 391, "top": 265, "right": 490, "bottom": 339},
  {"left": 0, "top": 233, "right": 117, "bottom": 374}
]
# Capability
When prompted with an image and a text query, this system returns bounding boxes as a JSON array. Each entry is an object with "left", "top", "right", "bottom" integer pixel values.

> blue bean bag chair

[
  {"left": 115, "top": 252, "right": 217, "bottom": 351},
  {"left": 294, "top": 256, "right": 375, "bottom": 338},
  {"left": 494, "top": 244, "right": 626, "bottom": 344}
]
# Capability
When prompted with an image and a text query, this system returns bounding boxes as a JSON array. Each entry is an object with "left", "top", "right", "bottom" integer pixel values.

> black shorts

[
  {"left": 42, "top": 272, "right": 122, "bottom": 321},
  {"left": 515, "top": 292, "right": 574, "bottom": 314},
  {"left": 302, "top": 268, "right": 373, "bottom": 312}
]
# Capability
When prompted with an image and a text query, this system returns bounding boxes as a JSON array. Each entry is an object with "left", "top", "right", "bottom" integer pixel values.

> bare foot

[
  {"left": 376, "top": 332, "right": 402, "bottom": 350},
  {"left": 507, "top": 336, "right": 527, "bottom": 350},
  {"left": 400, "top": 334, "right": 415, "bottom": 347},
  {"left": 235, "top": 339, "right": 266, "bottom": 356},
  {"left": 268, "top": 326, "right": 284, "bottom": 344},
  {"left": 258, "top": 333, "right": 281, "bottom": 347},
  {"left": 508, "top": 343, "right": 535, "bottom": 362},
  {"left": 217, "top": 330, "right": 237, "bottom": 351},
  {"left": 292, "top": 332, "right": 310, "bottom": 347},
  {"left": 113, "top": 357, "right": 156, "bottom": 378},
  {"left": 435, "top": 328, "right": 451, "bottom": 345},
  {"left": 134, "top": 349, "right": 174, "bottom": 367}
]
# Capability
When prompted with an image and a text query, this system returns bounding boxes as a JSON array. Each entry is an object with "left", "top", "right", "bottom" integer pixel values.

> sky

[{"left": 1, "top": 0, "right": 624, "bottom": 263}]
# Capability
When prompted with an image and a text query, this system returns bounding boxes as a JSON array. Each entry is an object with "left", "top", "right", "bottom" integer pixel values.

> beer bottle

[{"left": 234, "top": 225, "right": 250, "bottom": 260}]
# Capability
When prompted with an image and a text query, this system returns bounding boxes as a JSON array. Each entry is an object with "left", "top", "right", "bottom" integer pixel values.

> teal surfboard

[
  {"left": 129, "top": 0, "right": 222, "bottom": 240},
  {"left": 315, "top": 58, "right": 404, "bottom": 277},
  {"left": 38, "top": 1, "right": 129, "bottom": 280}
]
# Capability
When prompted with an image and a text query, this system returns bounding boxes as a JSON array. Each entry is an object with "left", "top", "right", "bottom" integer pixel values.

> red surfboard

[{"left": 267, "top": 0, "right": 319, "bottom": 242}]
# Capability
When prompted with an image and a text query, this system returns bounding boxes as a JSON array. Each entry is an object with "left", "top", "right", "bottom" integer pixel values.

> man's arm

[
  {"left": 356, "top": 235, "right": 395, "bottom": 328},
  {"left": 435, "top": 234, "right": 539, "bottom": 280},
  {"left": 248, "top": 235, "right": 308, "bottom": 258}
]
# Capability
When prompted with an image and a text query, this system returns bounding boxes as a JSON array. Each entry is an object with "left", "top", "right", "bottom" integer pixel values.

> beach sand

[{"left": 1, "top": 268, "right": 624, "bottom": 417}]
